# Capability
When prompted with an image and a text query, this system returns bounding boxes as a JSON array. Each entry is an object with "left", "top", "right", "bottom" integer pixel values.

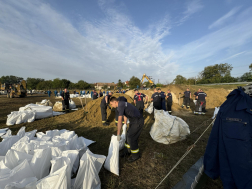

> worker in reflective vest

[{"left": 110, "top": 97, "right": 144, "bottom": 163}]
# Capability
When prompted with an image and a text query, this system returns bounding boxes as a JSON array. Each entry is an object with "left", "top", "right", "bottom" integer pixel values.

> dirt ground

[{"left": 0, "top": 87, "right": 229, "bottom": 189}]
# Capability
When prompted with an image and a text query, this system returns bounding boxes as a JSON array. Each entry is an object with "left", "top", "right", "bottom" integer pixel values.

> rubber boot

[
  {"left": 128, "top": 152, "right": 140, "bottom": 163},
  {"left": 120, "top": 147, "right": 131, "bottom": 158}
]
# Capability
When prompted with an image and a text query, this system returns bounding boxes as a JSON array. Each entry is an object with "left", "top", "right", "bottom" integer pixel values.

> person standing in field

[
  {"left": 181, "top": 88, "right": 191, "bottom": 109},
  {"left": 158, "top": 88, "right": 166, "bottom": 111},
  {"left": 61, "top": 88, "right": 70, "bottom": 113},
  {"left": 166, "top": 89, "right": 172, "bottom": 114},
  {"left": 99, "top": 90, "right": 103, "bottom": 97},
  {"left": 93, "top": 90, "right": 98, "bottom": 100},
  {"left": 195, "top": 89, "right": 207, "bottom": 115},
  {"left": 110, "top": 97, "right": 144, "bottom": 163},
  {"left": 100, "top": 91, "right": 113, "bottom": 126},
  {"left": 134, "top": 89, "right": 148, "bottom": 115}
]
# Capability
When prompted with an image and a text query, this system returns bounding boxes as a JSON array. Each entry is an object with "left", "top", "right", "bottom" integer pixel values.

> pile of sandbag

[
  {"left": 6, "top": 104, "right": 64, "bottom": 126},
  {"left": 53, "top": 100, "right": 76, "bottom": 112},
  {"left": 0, "top": 126, "right": 109, "bottom": 189},
  {"left": 146, "top": 103, "right": 190, "bottom": 144},
  {"left": 36, "top": 99, "right": 53, "bottom": 107}
]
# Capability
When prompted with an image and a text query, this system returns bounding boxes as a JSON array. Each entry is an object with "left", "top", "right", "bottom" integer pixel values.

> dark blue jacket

[{"left": 204, "top": 88, "right": 252, "bottom": 189}]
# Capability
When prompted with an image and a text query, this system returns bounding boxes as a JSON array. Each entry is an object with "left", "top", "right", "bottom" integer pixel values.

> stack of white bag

[
  {"left": 0, "top": 126, "right": 109, "bottom": 189},
  {"left": 80, "top": 94, "right": 91, "bottom": 98},
  {"left": 6, "top": 104, "right": 65, "bottom": 126},
  {"left": 70, "top": 94, "right": 79, "bottom": 98},
  {"left": 145, "top": 103, "right": 190, "bottom": 144}
]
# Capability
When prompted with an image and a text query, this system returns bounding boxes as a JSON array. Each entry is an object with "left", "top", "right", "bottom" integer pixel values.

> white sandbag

[
  {"left": 0, "top": 160, "right": 11, "bottom": 177},
  {"left": 52, "top": 111, "right": 65, "bottom": 116},
  {"left": 36, "top": 132, "right": 45, "bottom": 139},
  {"left": 30, "top": 148, "right": 52, "bottom": 180},
  {"left": 60, "top": 131, "right": 75, "bottom": 141},
  {"left": 74, "top": 149, "right": 106, "bottom": 189},
  {"left": 83, "top": 137, "right": 96, "bottom": 147},
  {"left": 1, "top": 130, "right": 12, "bottom": 139},
  {"left": 62, "top": 150, "right": 79, "bottom": 176},
  {"left": 212, "top": 107, "right": 220, "bottom": 119},
  {"left": 150, "top": 110, "right": 190, "bottom": 144},
  {"left": 17, "top": 127, "right": 26, "bottom": 138},
  {"left": 11, "top": 136, "right": 30, "bottom": 154},
  {"left": 16, "top": 111, "right": 36, "bottom": 125},
  {"left": 19, "top": 104, "right": 53, "bottom": 120},
  {"left": 145, "top": 102, "right": 153, "bottom": 114},
  {"left": 4, "top": 177, "right": 37, "bottom": 189},
  {"left": 0, "top": 156, "right": 4, "bottom": 162},
  {"left": 0, "top": 136, "right": 20, "bottom": 156},
  {"left": 119, "top": 124, "right": 127, "bottom": 150},
  {"left": 50, "top": 157, "right": 72, "bottom": 189},
  {"left": 104, "top": 135, "right": 119, "bottom": 176},
  {"left": 36, "top": 165, "right": 67, "bottom": 189},
  {"left": 193, "top": 100, "right": 202, "bottom": 112},
  {"left": 0, "top": 128, "right": 9, "bottom": 137},
  {"left": 0, "top": 160, "right": 34, "bottom": 189},
  {"left": 69, "top": 100, "right": 76, "bottom": 109},
  {"left": 5, "top": 149, "right": 33, "bottom": 169},
  {"left": 24, "top": 130, "right": 37, "bottom": 140},
  {"left": 46, "top": 130, "right": 60, "bottom": 138},
  {"left": 6, "top": 112, "right": 22, "bottom": 126},
  {"left": 51, "top": 147, "right": 62, "bottom": 159}
]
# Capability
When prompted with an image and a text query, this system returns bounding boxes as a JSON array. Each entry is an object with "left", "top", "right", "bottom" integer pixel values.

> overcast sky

[{"left": 0, "top": 0, "right": 252, "bottom": 83}]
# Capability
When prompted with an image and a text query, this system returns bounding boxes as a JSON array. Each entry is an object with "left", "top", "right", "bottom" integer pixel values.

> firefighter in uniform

[
  {"left": 134, "top": 89, "right": 148, "bottom": 115},
  {"left": 115, "top": 96, "right": 127, "bottom": 126},
  {"left": 166, "top": 89, "right": 172, "bottom": 114},
  {"left": 100, "top": 91, "right": 112, "bottom": 126},
  {"left": 182, "top": 88, "right": 191, "bottom": 109},
  {"left": 93, "top": 90, "right": 98, "bottom": 100},
  {"left": 110, "top": 97, "right": 144, "bottom": 163},
  {"left": 195, "top": 90, "right": 207, "bottom": 115},
  {"left": 151, "top": 88, "right": 162, "bottom": 110},
  {"left": 99, "top": 90, "right": 103, "bottom": 98},
  {"left": 61, "top": 88, "right": 70, "bottom": 113},
  {"left": 158, "top": 88, "right": 166, "bottom": 111}
]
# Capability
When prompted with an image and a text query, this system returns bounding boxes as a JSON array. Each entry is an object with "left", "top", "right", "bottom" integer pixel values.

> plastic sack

[
  {"left": 0, "top": 136, "right": 20, "bottom": 156},
  {"left": 119, "top": 124, "right": 127, "bottom": 151},
  {"left": 30, "top": 148, "right": 52, "bottom": 180},
  {"left": 1, "top": 130, "right": 12, "bottom": 139},
  {"left": 19, "top": 104, "right": 53, "bottom": 120},
  {"left": 24, "top": 130, "right": 37, "bottom": 140},
  {"left": 69, "top": 100, "right": 76, "bottom": 109},
  {"left": 74, "top": 149, "right": 106, "bottom": 189},
  {"left": 145, "top": 102, "right": 153, "bottom": 114},
  {"left": 50, "top": 157, "right": 72, "bottom": 189},
  {"left": 36, "top": 165, "right": 67, "bottom": 189},
  {"left": 4, "top": 177, "right": 37, "bottom": 189},
  {"left": 0, "top": 160, "right": 34, "bottom": 189},
  {"left": 6, "top": 112, "right": 23, "bottom": 126},
  {"left": 0, "top": 160, "right": 11, "bottom": 177},
  {"left": 0, "top": 128, "right": 9, "bottom": 137},
  {"left": 150, "top": 110, "right": 190, "bottom": 144},
  {"left": 5, "top": 149, "right": 33, "bottom": 169},
  {"left": 46, "top": 130, "right": 60, "bottom": 138},
  {"left": 17, "top": 127, "right": 26, "bottom": 138},
  {"left": 104, "top": 135, "right": 120, "bottom": 176},
  {"left": 212, "top": 107, "right": 220, "bottom": 119}
]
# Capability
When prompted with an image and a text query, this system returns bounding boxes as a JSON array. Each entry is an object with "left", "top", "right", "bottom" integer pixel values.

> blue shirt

[
  {"left": 118, "top": 101, "right": 141, "bottom": 119},
  {"left": 204, "top": 88, "right": 252, "bottom": 189}
]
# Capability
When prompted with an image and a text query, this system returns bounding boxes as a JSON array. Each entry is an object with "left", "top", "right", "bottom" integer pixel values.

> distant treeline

[
  {"left": 172, "top": 63, "right": 252, "bottom": 85},
  {"left": 0, "top": 76, "right": 93, "bottom": 90}
]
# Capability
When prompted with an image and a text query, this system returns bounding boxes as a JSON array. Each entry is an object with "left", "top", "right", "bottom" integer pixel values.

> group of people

[
  {"left": 151, "top": 88, "right": 173, "bottom": 114},
  {"left": 181, "top": 88, "right": 207, "bottom": 115}
]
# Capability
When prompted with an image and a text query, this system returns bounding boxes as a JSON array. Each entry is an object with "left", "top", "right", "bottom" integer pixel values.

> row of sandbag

[
  {"left": 0, "top": 127, "right": 102, "bottom": 189},
  {"left": 0, "top": 125, "right": 127, "bottom": 189},
  {"left": 6, "top": 103, "right": 66, "bottom": 126}
]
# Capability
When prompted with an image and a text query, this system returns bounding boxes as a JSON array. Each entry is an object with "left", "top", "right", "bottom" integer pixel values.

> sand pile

[{"left": 84, "top": 93, "right": 134, "bottom": 123}]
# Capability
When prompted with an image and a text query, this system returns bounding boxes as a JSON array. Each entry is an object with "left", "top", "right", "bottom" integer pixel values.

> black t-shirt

[
  {"left": 151, "top": 92, "right": 161, "bottom": 103},
  {"left": 93, "top": 92, "right": 98, "bottom": 99},
  {"left": 99, "top": 92, "right": 103, "bottom": 97},
  {"left": 184, "top": 91, "right": 191, "bottom": 98},
  {"left": 118, "top": 101, "right": 141, "bottom": 119},
  {"left": 160, "top": 91, "right": 166, "bottom": 99},
  {"left": 134, "top": 93, "right": 146, "bottom": 102},
  {"left": 101, "top": 95, "right": 111, "bottom": 105},
  {"left": 61, "top": 91, "right": 70, "bottom": 101},
  {"left": 167, "top": 93, "right": 172, "bottom": 102},
  {"left": 197, "top": 92, "right": 207, "bottom": 100},
  {"left": 194, "top": 92, "right": 198, "bottom": 99},
  {"left": 118, "top": 96, "right": 127, "bottom": 102}
]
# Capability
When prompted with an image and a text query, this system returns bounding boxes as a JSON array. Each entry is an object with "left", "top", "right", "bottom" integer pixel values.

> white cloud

[
  {"left": 0, "top": 0, "right": 178, "bottom": 83},
  {"left": 209, "top": 6, "right": 242, "bottom": 29},
  {"left": 178, "top": 0, "right": 204, "bottom": 25}
]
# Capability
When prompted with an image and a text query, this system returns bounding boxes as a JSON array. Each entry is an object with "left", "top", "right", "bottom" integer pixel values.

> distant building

[
  {"left": 94, "top": 83, "right": 116, "bottom": 90},
  {"left": 124, "top": 81, "right": 129, "bottom": 87}
]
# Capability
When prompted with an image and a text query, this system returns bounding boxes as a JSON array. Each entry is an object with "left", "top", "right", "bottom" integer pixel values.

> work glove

[{"left": 117, "top": 135, "right": 121, "bottom": 141}]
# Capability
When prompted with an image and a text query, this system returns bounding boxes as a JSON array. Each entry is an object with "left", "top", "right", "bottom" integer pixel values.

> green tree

[
  {"left": 52, "top": 78, "right": 62, "bottom": 89},
  {"left": 143, "top": 81, "right": 151, "bottom": 88},
  {"left": 60, "top": 79, "right": 71, "bottom": 89},
  {"left": 128, "top": 76, "right": 141, "bottom": 89},
  {"left": 249, "top": 63, "right": 252, "bottom": 71},
  {"left": 199, "top": 63, "right": 234, "bottom": 84},
  {"left": 173, "top": 75, "right": 187, "bottom": 84},
  {"left": 77, "top": 80, "right": 91, "bottom": 89},
  {"left": 102, "top": 85, "right": 108, "bottom": 89},
  {"left": 240, "top": 72, "right": 252, "bottom": 82},
  {"left": 26, "top": 78, "right": 44, "bottom": 89},
  {"left": 117, "top": 79, "right": 123, "bottom": 88},
  {"left": 0, "top": 75, "right": 23, "bottom": 84}
]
